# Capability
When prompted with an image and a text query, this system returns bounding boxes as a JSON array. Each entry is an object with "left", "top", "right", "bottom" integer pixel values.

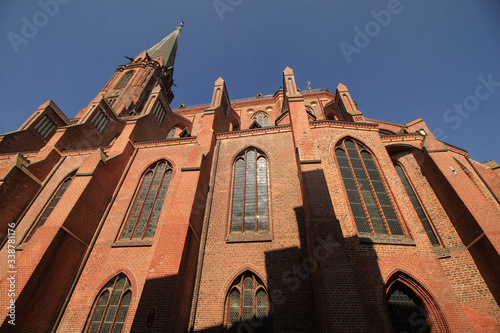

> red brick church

[{"left": 1, "top": 24, "right": 499, "bottom": 332}]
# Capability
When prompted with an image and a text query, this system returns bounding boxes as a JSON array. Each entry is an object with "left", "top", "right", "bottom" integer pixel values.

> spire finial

[{"left": 138, "top": 25, "right": 182, "bottom": 68}]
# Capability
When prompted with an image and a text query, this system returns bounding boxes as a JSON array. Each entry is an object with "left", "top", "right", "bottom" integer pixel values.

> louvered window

[
  {"left": 231, "top": 148, "right": 269, "bottom": 233},
  {"left": 336, "top": 139, "right": 403, "bottom": 235},
  {"left": 85, "top": 274, "right": 132, "bottom": 333},
  {"left": 91, "top": 108, "right": 110, "bottom": 134},
  {"left": 151, "top": 101, "right": 166, "bottom": 125},
  {"left": 120, "top": 161, "right": 172, "bottom": 240},
  {"left": 23, "top": 174, "right": 75, "bottom": 243},
  {"left": 34, "top": 114, "right": 57, "bottom": 140},
  {"left": 395, "top": 164, "right": 439, "bottom": 245},
  {"left": 387, "top": 282, "right": 430, "bottom": 333},
  {"left": 226, "top": 273, "right": 269, "bottom": 333},
  {"left": 251, "top": 112, "right": 270, "bottom": 127}
]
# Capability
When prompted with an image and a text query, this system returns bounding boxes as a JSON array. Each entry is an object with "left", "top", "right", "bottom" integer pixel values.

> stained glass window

[
  {"left": 231, "top": 148, "right": 269, "bottom": 233},
  {"left": 120, "top": 161, "right": 172, "bottom": 240},
  {"left": 395, "top": 164, "right": 439, "bottom": 245},
  {"left": 85, "top": 274, "right": 132, "bottom": 333},
  {"left": 251, "top": 112, "right": 270, "bottom": 127},
  {"left": 336, "top": 138, "right": 403, "bottom": 235},
  {"left": 226, "top": 273, "right": 269, "bottom": 333}
]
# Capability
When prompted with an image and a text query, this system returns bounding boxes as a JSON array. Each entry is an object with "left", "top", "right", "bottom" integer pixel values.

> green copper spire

[{"left": 139, "top": 22, "right": 183, "bottom": 68}]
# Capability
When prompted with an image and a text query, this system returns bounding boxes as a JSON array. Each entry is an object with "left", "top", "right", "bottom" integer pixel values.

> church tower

[
  {"left": 77, "top": 23, "right": 181, "bottom": 119},
  {"left": 0, "top": 24, "right": 211, "bottom": 332}
]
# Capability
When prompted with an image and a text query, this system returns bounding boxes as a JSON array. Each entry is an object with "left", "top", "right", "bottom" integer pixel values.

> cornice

[
  {"left": 216, "top": 125, "right": 292, "bottom": 139},
  {"left": 310, "top": 120, "right": 379, "bottom": 131}
]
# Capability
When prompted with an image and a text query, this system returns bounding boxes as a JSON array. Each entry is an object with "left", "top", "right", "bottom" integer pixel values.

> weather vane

[{"left": 307, "top": 81, "right": 311, "bottom": 90}]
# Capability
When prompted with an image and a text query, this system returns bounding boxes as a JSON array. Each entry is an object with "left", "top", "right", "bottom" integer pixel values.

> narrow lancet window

[
  {"left": 395, "top": 164, "right": 440, "bottom": 245},
  {"left": 120, "top": 160, "right": 172, "bottom": 240},
  {"left": 231, "top": 148, "right": 269, "bottom": 233},
  {"left": 23, "top": 173, "right": 75, "bottom": 243}
]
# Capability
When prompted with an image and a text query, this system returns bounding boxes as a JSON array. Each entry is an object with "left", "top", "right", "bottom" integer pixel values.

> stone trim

[{"left": 358, "top": 233, "right": 416, "bottom": 246}]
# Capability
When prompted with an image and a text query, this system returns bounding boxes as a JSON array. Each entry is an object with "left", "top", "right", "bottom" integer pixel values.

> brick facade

[{"left": 1, "top": 28, "right": 499, "bottom": 332}]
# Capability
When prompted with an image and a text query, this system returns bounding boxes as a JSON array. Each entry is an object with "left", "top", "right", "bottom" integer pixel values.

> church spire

[{"left": 139, "top": 22, "right": 183, "bottom": 68}]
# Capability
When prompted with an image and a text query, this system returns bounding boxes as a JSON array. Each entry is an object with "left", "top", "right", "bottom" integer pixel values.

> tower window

[
  {"left": 34, "top": 114, "right": 58, "bottom": 140},
  {"left": 23, "top": 173, "right": 75, "bottom": 243},
  {"left": 251, "top": 112, "right": 270, "bottom": 128},
  {"left": 225, "top": 273, "right": 269, "bottom": 332},
  {"left": 116, "top": 71, "right": 134, "bottom": 89},
  {"left": 84, "top": 273, "right": 132, "bottom": 333},
  {"left": 230, "top": 148, "right": 269, "bottom": 233},
  {"left": 335, "top": 139, "right": 403, "bottom": 235},
  {"left": 395, "top": 164, "right": 440, "bottom": 245},
  {"left": 120, "top": 160, "right": 172, "bottom": 240}
]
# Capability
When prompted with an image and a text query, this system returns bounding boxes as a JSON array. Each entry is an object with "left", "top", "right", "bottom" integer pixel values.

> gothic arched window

[
  {"left": 84, "top": 273, "right": 132, "bottom": 333},
  {"left": 394, "top": 164, "right": 440, "bottom": 246},
  {"left": 231, "top": 148, "right": 269, "bottom": 233},
  {"left": 387, "top": 282, "right": 430, "bottom": 333},
  {"left": 120, "top": 160, "right": 172, "bottom": 240},
  {"left": 116, "top": 71, "right": 134, "bottom": 89},
  {"left": 251, "top": 112, "right": 270, "bottom": 128},
  {"left": 335, "top": 138, "right": 403, "bottom": 235},
  {"left": 166, "top": 127, "right": 176, "bottom": 139},
  {"left": 225, "top": 273, "right": 269, "bottom": 332},
  {"left": 23, "top": 173, "right": 75, "bottom": 243}
]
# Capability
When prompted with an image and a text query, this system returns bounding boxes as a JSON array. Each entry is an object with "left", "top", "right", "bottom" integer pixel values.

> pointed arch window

[
  {"left": 387, "top": 282, "right": 430, "bottom": 333},
  {"left": 231, "top": 148, "right": 269, "bottom": 234},
  {"left": 120, "top": 160, "right": 172, "bottom": 240},
  {"left": 84, "top": 273, "right": 132, "bottom": 333},
  {"left": 251, "top": 112, "right": 270, "bottom": 128},
  {"left": 335, "top": 139, "right": 403, "bottom": 235},
  {"left": 225, "top": 273, "right": 269, "bottom": 332},
  {"left": 23, "top": 173, "right": 75, "bottom": 243},
  {"left": 116, "top": 71, "right": 134, "bottom": 89},
  {"left": 166, "top": 127, "right": 176, "bottom": 139},
  {"left": 394, "top": 164, "right": 440, "bottom": 246}
]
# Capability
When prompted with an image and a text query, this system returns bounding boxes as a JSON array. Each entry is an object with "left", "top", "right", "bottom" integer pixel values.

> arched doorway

[{"left": 386, "top": 272, "right": 449, "bottom": 333}]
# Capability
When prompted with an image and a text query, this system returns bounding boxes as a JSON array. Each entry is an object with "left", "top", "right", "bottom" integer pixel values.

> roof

[{"left": 139, "top": 23, "right": 182, "bottom": 68}]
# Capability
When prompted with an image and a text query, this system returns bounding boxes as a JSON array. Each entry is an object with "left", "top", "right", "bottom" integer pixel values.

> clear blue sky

[{"left": 1, "top": 1, "right": 499, "bottom": 162}]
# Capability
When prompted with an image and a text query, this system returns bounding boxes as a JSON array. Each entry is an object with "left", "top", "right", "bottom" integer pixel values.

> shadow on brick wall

[{"left": 130, "top": 169, "right": 431, "bottom": 332}]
